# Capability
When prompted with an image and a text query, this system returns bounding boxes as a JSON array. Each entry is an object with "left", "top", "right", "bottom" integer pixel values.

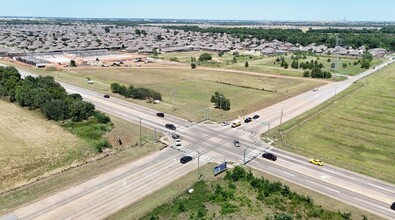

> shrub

[{"left": 95, "top": 139, "right": 111, "bottom": 152}]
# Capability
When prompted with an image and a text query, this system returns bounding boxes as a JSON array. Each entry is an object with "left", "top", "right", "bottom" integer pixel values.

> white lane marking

[
  {"left": 122, "top": 181, "right": 127, "bottom": 186},
  {"left": 282, "top": 171, "right": 295, "bottom": 177}
]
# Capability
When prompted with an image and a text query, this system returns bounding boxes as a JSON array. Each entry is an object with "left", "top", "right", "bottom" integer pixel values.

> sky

[{"left": 0, "top": 0, "right": 394, "bottom": 22}]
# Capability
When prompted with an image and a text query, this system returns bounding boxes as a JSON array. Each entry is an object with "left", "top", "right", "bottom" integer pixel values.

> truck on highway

[{"left": 231, "top": 120, "right": 241, "bottom": 128}]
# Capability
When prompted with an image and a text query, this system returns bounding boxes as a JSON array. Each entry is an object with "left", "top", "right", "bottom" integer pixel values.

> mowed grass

[
  {"left": 0, "top": 100, "right": 93, "bottom": 193},
  {"left": 272, "top": 64, "right": 395, "bottom": 183},
  {"left": 28, "top": 66, "right": 323, "bottom": 122}
]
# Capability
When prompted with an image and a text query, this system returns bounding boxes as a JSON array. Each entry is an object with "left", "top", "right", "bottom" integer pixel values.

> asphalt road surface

[{"left": 1, "top": 58, "right": 395, "bottom": 219}]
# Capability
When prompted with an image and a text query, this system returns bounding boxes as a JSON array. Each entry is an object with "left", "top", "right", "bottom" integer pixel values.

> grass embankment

[
  {"left": 114, "top": 166, "right": 380, "bottom": 220},
  {"left": 267, "top": 64, "right": 395, "bottom": 183},
  {"left": 0, "top": 114, "right": 164, "bottom": 214},
  {"left": 8, "top": 61, "right": 323, "bottom": 122},
  {"left": 0, "top": 100, "right": 92, "bottom": 193}
]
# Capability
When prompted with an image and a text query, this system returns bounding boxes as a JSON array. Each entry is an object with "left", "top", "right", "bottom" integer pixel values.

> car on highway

[
  {"left": 262, "top": 152, "right": 277, "bottom": 161},
  {"left": 103, "top": 94, "right": 110, "bottom": 98},
  {"left": 171, "top": 133, "right": 180, "bottom": 139},
  {"left": 391, "top": 202, "right": 395, "bottom": 210},
  {"left": 156, "top": 112, "right": 165, "bottom": 117},
  {"left": 313, "top": 88, "right": 318, "bottom": 92},
  {"left": 221, "top": 121, "right": 229, "bottom": 126},
  {"left": 309, "top": 159, "right": 323, "bottom": 166},
  {"left": 253, "top": 115, "right": 260, "bottom": 119},
  {"left": 233, "top": 139, "right": 240, "bottom": 147},
  {"left": 165, "top": 124, "right": 176, "bottom": 130},
  {"left": 180, "top": 156, "right": 192, "bottom": 164},
  {"left": 244, "top": 117, "right": 252, "bottom": 123},
  {"left": 175, "top": 142, "right": 182, "bottom": 147}
]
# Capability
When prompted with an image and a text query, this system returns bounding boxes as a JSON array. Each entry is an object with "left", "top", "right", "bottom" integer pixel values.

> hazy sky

[{"left": 1, "top": 0, "right": 394, "bottom": 21}]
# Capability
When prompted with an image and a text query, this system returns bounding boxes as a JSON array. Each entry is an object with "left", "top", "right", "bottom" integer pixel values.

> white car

[
  {"left": 313, "top": 88, "right": 318, "bottom": 92},
  {"left": 221, "top": 121, "right": 229, "bottom": 126}
]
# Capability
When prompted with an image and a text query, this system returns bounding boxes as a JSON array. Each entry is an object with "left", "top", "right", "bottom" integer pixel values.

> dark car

[
  {"left": 253, "top": 115, "right": 260, "bottom": 119},
  {"left": 165, "top": 123, "right": 176, "bottom": 130},
  {"left": 244, "top": 117, "right": 252, "bottom": 123},
  {"left": 171, "top": 133, "right": 180, "bottom": 139},
  {"left": 262, "top": 152, "right": 277, "bottom": 161},
  {"left": 391, "top": 202, "right": 395, "bottom": 210},
  {"left": 156, "top": 112, "right": 165, "bottom": 117},
  {"left": 103, "top": 94, "right": 110, "bottom": 98},
  {"left": 180, "top": 156, "right": 193, "bottom": 164}
]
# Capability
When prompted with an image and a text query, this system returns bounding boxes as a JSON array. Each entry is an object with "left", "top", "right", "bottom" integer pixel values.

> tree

[
  {"left": 342, "top": 63, "right": 348, "bottom": 68},
  {"left": 69, "top": 100, "right": 95, "bottom": 122},
  {"left": 303, "top": 70, "right": 310, "bottom": 77},
  {"left": 135, "top": 29, "right": 141, "bottom": 35},
  {"left": 104, "top": 26, "right": 110, "bottom": 33},
  {"left": 363, "top": 52, "right": 373, "bottom": 62},
  {"left": 283, "top": 61, "right": 289, "bottom": 69},
  {"left": 191, "top": 63, "right": 196, "bottom": 69},
  {"left": 276, "top": 57, "right": 280, "bottom": 62},
  {"left": 191, "top": 57, "right": 196, "bottom": 62},
  {"left": 232, "top": 57, "right": 237, "bottom": 64},
  {"left": 199, "top": 53, "right": 212, "bottom": 62},
  {"left": 70, "top": 60, "right": 77, "bottom": 67},
  {"left": 211, "top": 91, "right": 230, "bottom": 111},
  {"left": 361, "top": 59, "right": 371, "bottom": 69},
  {"left": 331, "top": 63, "right": 336, "bottom": 69},
  {"left": 327, "top": 58, "right": 331, "bottom": 62},
  {"left": 41, "top": 99, "right": 68, "bottom": 121},
  {"left": 245, "top": 61, "right": 249, "bottom": 68}
]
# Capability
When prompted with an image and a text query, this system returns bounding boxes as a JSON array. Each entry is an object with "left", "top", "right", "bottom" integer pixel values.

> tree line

[
  {"left": 110, "top": 83, "right": 162, "bottom": 101},
  {"left": 165, "top": 26, "right": 395, "bottom": 50},
  {"left": 0, "top": 66, "right": 110, "bottom": 123}
]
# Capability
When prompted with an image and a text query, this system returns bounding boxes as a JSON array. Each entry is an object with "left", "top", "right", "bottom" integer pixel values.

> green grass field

[
  {"left": 15, "top": 64, "right": 323, "bottom": 122},
  {"left": 158, "top": 51, "right": 383, "bottom": 78},
  {"left": 269, "top": 63, "right": 395, "bottom": 183}
]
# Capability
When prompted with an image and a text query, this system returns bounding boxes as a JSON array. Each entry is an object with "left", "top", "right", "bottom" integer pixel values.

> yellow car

[{"left": 309, "top": 159, "right": 324, "bottom": 166}]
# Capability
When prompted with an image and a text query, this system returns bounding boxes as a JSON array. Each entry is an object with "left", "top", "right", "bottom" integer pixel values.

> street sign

[{"left": 214, "top": 161, "right": 227, "bottom": 176}]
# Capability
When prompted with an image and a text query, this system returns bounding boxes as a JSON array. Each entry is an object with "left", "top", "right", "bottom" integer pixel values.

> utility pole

[
  {"left": 139, "top": 117, "right": 142, "bottom": 146},
  {"left": 279, "top": 109, "right": 284, "bottom": 132}
]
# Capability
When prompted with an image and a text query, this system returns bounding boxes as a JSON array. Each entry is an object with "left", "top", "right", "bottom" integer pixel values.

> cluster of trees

[
  {"left": 303, "top": 68, "right": 332, "bottom": 78},
  {"left": 198, "top": 53, "right": 212, "bottom": 62},
  {"left": 110, "top": 83, "right": 162, "bottom": 101},
  {"left": 0, "top": 66, "right": 110, "bottom": 123},
  {"left": 146, "top": 166, "right": 356, "bottom": 219},
  {"left": 275, "top": 56, "right": 289, "bottom": 69},
  {"left": 210, "top": 91, "right": 231, "bottom": 111},
  {"left": 166, "top": 26, "right": 395, "bottom": 50}
]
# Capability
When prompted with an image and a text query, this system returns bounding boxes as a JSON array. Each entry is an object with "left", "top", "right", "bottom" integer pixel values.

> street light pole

[
  {"left": 279, "top": 109, "right": 284, "bottom": 132},
  {"left": 197, "top": 151, "right": 200, "bottom": 180},
  {"left": 243, "top": 148, "right": 247, "bottom": 165},
  {"left": 139, "top": 117, "right": 142, "bottom": 146}
]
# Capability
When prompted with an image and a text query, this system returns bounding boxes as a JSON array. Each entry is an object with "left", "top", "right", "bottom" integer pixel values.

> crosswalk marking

[{"left": 170, "top": 144, "right": 213, "bottom": 163}]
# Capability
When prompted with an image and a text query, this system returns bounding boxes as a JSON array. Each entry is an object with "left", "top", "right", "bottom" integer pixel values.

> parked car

[
  {"left": 313, "top": 88, "right": 318, "bottom": 92},
  {"left": 180, "top": 156, "right": 193, "bottom": 164},
  {"left": 244, "top": 117, "right": 252, "bottom": 123},
  {"left": 165, "top": 124, "right": 176, "bottom": 130},
  {"left": 156, "top": 112, "right": 165, "bottom": 117},
  {"left": 391, "top": 202, "right": 395, "bottom": 210},
  {"left": 262, "top": 152, "right": 277, "bottom": 161},
  {"left": 103, "top": 94, "right": 110, "bottom": 98},
  {"left": 309, "top": 159, "right": 324, "bottom": 166},
  {"left": 175, "top": 142, "right": 182, "bottom": 147},
  {"left": 253, "top": 115, "right": 260, "bottom": 119},
  {"left": 233, "top": 139, "right": 240, "bottom": 147}
]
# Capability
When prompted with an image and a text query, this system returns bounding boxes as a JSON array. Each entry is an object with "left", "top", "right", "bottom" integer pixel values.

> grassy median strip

[{"left": 267, "top": 64, "right": 395, "bottom": 184}]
